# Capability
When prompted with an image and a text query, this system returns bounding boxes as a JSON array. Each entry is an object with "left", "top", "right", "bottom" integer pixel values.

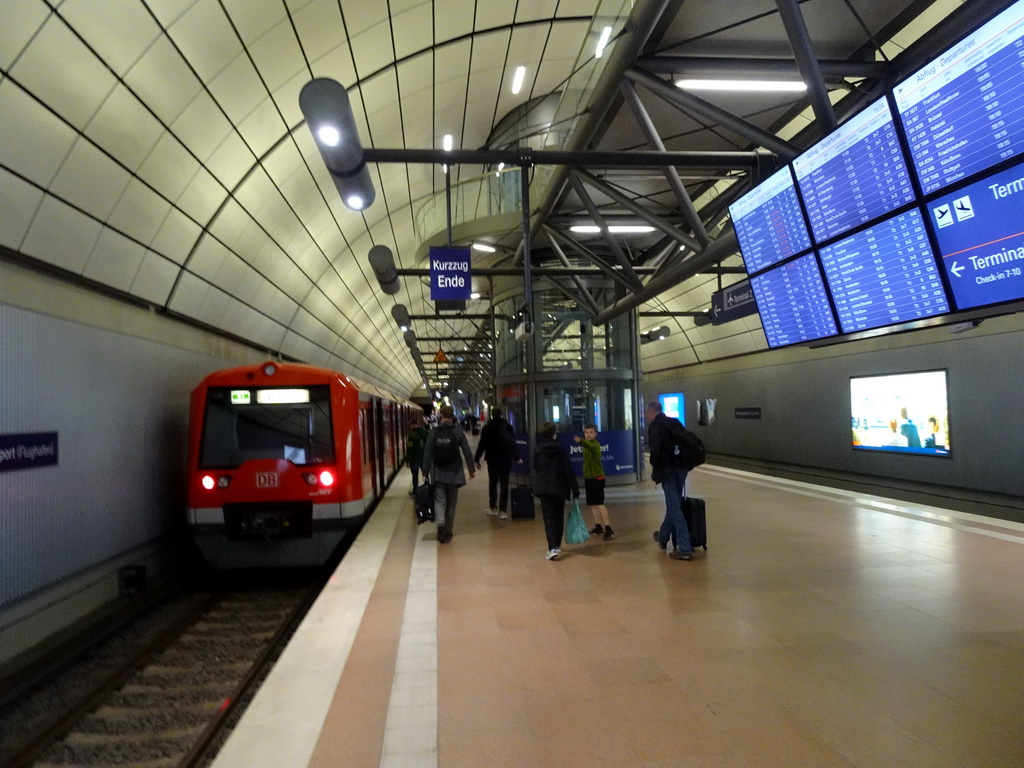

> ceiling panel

[{"left": 0, "top": 169, "right": 45, "bottom": 249}]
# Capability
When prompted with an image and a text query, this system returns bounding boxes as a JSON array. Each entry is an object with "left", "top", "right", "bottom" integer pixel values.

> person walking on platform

[
  {"left": 474, "top": 406, "right": 521, "bottom": 519},
  {"left": 423, "top": 405, "right": 475, "bottom": 544},
  {"left": 573, "top": 424, "right": 614, "bottom": 539},
  {"left": 645, "top": 401, "right": 694, "bottom": 561},
  {"left": 406, "top": 417, "right": 429, "bottom": 495},
  {"left": 534, "top": 421, "right": 579, "bottom": 561}
]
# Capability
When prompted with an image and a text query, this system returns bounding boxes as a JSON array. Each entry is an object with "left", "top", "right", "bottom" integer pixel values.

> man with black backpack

[
  {"left": 474, "top": 406, "right": 521, "bottom": 519},
  {"left": 423, "top": 405, "right": 475, "bottom": 544},
  {"left": 645, "top": 401, "right": 698, "bottom": 561}
]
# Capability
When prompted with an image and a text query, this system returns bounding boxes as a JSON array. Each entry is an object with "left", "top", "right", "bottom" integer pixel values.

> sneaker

[
  {"left": 652, "top": 531, "right": 666, "bottom": 551},
  {"left": 590, "top": 524, "right": 604, "bottom": 536},
  {"left": 546, "top": 548, "right": 559, "bottom": 560},
  {"left": 668, "top": 549, "right": 693, "bottom": 561},
  {"left": 603, "top": 527, "right": 615, "bottom": 541},
  {"left": 486, "top": 508, "right": 499, "bottom": 517},
  {"left": 499, "top": 510, "right": 508, "bottom": 519}
]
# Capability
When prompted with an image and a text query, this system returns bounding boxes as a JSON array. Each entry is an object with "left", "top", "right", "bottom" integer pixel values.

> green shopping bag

[{"left": 565, "top": 498, "right": 589, "bottom": 544}]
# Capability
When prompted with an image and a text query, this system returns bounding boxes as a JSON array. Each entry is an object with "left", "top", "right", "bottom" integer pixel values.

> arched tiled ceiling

[{"left": 0, "top": 0, "right": 1001, "bottom": 395}]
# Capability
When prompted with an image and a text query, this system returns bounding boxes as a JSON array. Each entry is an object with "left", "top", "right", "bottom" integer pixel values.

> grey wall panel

[
  {"left": 0, "top": 301, "right": 260, "bottom": 608},
  {"left": 645, "top": 315, "right": 1024, "bottom": 498}
]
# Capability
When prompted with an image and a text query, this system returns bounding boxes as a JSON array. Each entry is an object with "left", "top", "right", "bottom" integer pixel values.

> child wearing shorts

[{"left": 573, "top": 424, "right": 614, "bottom": 540}]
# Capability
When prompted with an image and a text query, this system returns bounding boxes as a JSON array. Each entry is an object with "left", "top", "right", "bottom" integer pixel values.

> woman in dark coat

[{"left": 533, "top": 421, "right": 579, "bottom": 560}]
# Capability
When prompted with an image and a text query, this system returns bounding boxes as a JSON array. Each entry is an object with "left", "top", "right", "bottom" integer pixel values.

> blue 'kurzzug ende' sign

[
  {"left": 429, "top": 247, "right": 472, "bottom": 300},
  {"left": 0, "top": 432, "right": 59, "bottom": 472}
]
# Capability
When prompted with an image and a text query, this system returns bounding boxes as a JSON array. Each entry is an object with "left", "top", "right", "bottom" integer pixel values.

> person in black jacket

[
  {"left": 645, "top": 401, "right": 693, "bottom": 560},
  {"left": 533, "top": 421, "right": 579, "bottom": 560},
  {"left": 474, "top": 407, "right": 521, "bottom": 518}
]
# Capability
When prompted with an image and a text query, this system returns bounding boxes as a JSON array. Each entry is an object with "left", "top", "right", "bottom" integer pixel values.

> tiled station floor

[{"left": 212, "top": 460, "right": 1024, "bottom": 768}]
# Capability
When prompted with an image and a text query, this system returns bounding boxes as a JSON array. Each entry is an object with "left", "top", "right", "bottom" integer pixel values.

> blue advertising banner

[
  {"left": 0, "top": 432, "right": 59, "bottom": 472},
  {"left": 928, "top": 163, "right": 1024, "bottom": 311},
  {"left": 429, "top": 247, "right": 472, "bottom": 301},
  {"left": 510, "top": 430, "right": 636, "bottom": 477}
]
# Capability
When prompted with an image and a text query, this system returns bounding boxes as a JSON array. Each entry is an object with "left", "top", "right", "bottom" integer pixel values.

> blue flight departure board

[
  {"left": 749, "top": 253, "right": 838, "bottom": 348},
  {"left": 819, "top": 209, "right": 949, "bottom": 333},
  {"left": 730, "top": 166, "right": 812, "bottom": 274},
  {"left": 895, "top": 1, "right": 1024, "bottom": 194},
  {"left": 926, "top": 160, "right": 1024, "bottom": 310},
  {"left": 793, "top": 97, "right": 916, "bottom": 243}
]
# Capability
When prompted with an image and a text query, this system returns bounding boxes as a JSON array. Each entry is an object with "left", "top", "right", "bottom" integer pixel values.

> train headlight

[
  {"left": 201, "top": 475, "right": 216, "bottom": 490},
  {"left": 303, "top": 473, "right": 317, "bottom": 486},
  {"left": 217, "top": 475, "right": 231, "bottom": 488},
  {"left": 319, "top": 470, "right": 336, "bottom": 487}
]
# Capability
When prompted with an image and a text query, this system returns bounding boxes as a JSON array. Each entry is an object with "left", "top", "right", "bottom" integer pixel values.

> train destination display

[
  {"left": 730, "top": 166, "right": 812, "bottom": 274},
  {"left": 819, "top": 209, "right": 949, "bottom": 333},
  {"left": 927, "top": 160, "right": 1024, "bottom": 310},
  {"left": 895, "top": 0, "right": 1024, "bottom": 194},
  {"left": 749, "top": 253, "right": 838, "bottom": 348},
  {"left": 793, "top": 97, "right": 915, "bottom": 243}
]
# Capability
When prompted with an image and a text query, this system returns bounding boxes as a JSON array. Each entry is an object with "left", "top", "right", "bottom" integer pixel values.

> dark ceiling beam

[
  {"left": 626, "top": 66, "right": 799, "bottom": 161},
  {"left": 592, "top": 229, "right": 740, "bottom": 325},
  {"left": 541, "top": 225, "right": 640, "bottom": 292},
  {"left": 620, "top": 79, "right": 710, "bottom": 246},
  {"left": 396, "top": 267, "right": 661, "bottom": 278},
  {"left": 635, "top": 56, "right": 889, "bottom": 80},
  {"left": 362, "top": 147, "right": 759, "bottom": 169},
  {"left": 545, "top": 233, "right": 601, "bottom": 315},
  {"left": 775, "top": 0, "right": 837, "bottom": 135},
  {"left": 567, "top": 174, "right": 643, "bottom": 290},
  {"left": 573, "top": 168, "right": 702, "bottom": 252}
]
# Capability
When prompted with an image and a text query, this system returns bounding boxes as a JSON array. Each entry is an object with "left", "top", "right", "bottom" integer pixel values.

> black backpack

[
  {"left": 432, "top": 425, "right": 460, "bottom": 467},
  {"left": 497, "top": 424, "right": 517, "bottom": 458},
  {"left": 667, "top": 418, "right": 705, "bottom": 470}
]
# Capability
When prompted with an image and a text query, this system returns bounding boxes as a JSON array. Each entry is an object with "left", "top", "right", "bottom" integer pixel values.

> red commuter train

[{"left": 186, "top": 360, "right": 412, "bottom": 568}]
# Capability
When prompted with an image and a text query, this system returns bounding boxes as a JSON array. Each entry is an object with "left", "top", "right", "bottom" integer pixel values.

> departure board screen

[
  {"left": 749, "top": 253, "right": 838, "bottom": 348},
  {"left": 819, "top": 208, "right": 950, "bottom": 333},
  {"left": 794, "top": 98, "right": 916, "bottom": 243},
  {"left": 895, "top": 0, "right": 1024, "bottom": 194},
  {"left": 730, "top": 166, "right": 812, "bottom": 275},
  {"left": 927, "top": 160, "right": 1024, "bottom": 310}
]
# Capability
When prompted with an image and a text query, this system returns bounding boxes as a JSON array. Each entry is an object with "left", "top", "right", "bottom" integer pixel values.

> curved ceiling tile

[
  {"left": 237, "top": 99, "right": 288, "bottom": 160},
  {"left": 476, "top": 0, "right": 515, "bottom": 30},
  {"left": 50, "top": 139, "right": 132, "bottom": 222},
  {"left": 0, "top": 82, "right": 80, "bottom": 187},
  {"left": 289, "top": 307, "right": 337, "bottom": 351},
  {"left": 205, "top": 131, "right": 255, "bottom": 190},
  {"left": 224, "top": 0, "right": 285, "bottom": 45},
  {"left": 168, "top": 0, "right": 242, "bottom": 82},
  {"left": 130, "top": 250, "right": 180, "bottom": 305},
  {"left": 137, "top": 132, "right": 203, "bottom": 203},
  {"left": 86, "top": 84, "right": 167, "bottom": 172},
  {"left": 435, "top": 0, "right": 474, "bottom": 41},
  {"left": 0, "top": 168, "right": 45, "bottom": 250},
  {"left": 171, "top": 91, "right": 235, "bottom": 165},
  {"left": 340, "top": 1, "right": 389, "bottom": 39},
  {"left": 279, "top": 330, "right": 327, "bottom": 367},
  {"left": 349, "top": 20, "right": 394, "bottom": 78},
  {"left": 175, "top": 166, "right": 225, "bottom": 223},
  {"left": 187, "top": 233, "right": 232, "bottom": 284},
  {"left": 107, "top": 178, "right": 173, "bottom": 246},
  {"left": 291, "top": 2, "right": 345, "bottom": 65},
  {"left": 123, "top": 37, "right": 203, "bottom": 126},
  {"left": 206, "top": 196, "right": 252, "bottom": 250},
  {"left": 150, "top": 207, "right": 202, "bottom": 265},
  {"left": 392, "top": 4, "right": 433, "bottom": 61},
  {"left": 11, "top": 16, "right": 117, "bottom": 130},
  {"left": 208, "top": 53, "right": 267, "bottom": 126},
  {"left": 83, "top": 228, "right": 147, "bottom": 292},
  {"left": 0, "top": 0, "right": 47, "bottom": 71},
  {"left": 248, "top": 20, "right": 307, "bottom": 94},
  {"left": 515, "top": 0, "right": 561, "bottom": 23},
  {"left": 22, "top": 196, "right": 101, "bottom": 273},
  {"left": 255, "top": 278, "right": 299, "bottom": 328},
  {"left": 62, "top": 0, "right": 162, "bottom": 77},
  {"left": 213, "top": 251, "right": 251, "bottom": 296}
]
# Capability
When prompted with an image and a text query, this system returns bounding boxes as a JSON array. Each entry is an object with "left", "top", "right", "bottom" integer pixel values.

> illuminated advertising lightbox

[
  {"left": 850, "top": 370, "right": 950, "bottom": 457},
  {"left": 658, "top": 392, "right": 685, "bottom": 423}
]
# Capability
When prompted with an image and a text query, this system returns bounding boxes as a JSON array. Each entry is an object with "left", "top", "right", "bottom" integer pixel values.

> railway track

[{"left": 2, "top": 584, "right": 319, "bottom": 768}]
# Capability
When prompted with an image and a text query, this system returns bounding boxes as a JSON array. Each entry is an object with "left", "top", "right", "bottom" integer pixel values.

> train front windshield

[{"left": 199, "top": 385, "right": 335, "bottom": 468}]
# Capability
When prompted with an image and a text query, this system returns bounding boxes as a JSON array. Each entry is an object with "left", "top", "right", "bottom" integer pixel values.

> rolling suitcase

[
  {"left": 414, "top": 483, "right": 435, "bottom": 524},
  {"left": 681, "top": 495, "right": 707, "bottom": 550},
  {"left": 510, "top": 486, "right": 535, "bottom": 520}
]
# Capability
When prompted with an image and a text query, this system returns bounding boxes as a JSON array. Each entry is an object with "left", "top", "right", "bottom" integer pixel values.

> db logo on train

[{"left": 255, "top": 472, "right": 279, "bottom": 488}]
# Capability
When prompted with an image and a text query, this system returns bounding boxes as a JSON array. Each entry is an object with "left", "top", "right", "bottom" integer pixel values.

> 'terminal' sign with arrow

[{"left": 711, "top": 279, "right": 757, "bottom": 326}]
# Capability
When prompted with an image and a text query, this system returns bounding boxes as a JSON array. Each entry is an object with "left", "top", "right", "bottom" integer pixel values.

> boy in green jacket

[{"left": 573, "top": 424, "right": 615, "bottom": 540}]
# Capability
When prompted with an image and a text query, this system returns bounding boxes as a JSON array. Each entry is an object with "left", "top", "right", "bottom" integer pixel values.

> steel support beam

[
  {"left": 541, "top": 225, "right": 639, "bottom": 292},
  {"left": 619, "top": 79, "right": 710, "bottom": 246},
  {"left": 626, "top": 67, "right": 799, "bottom": 161},
  {"left": 775, "top": 0, "right": 838, "bottom": 135},
  {"left": 637, "top": 56, "right": 889, "bottom": 81},
  {"left": 361, "top": 147, "right": 760, "bottom": 169},
  {"left": 567, "top": 174, "right": 643, "bottom": 289}
]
